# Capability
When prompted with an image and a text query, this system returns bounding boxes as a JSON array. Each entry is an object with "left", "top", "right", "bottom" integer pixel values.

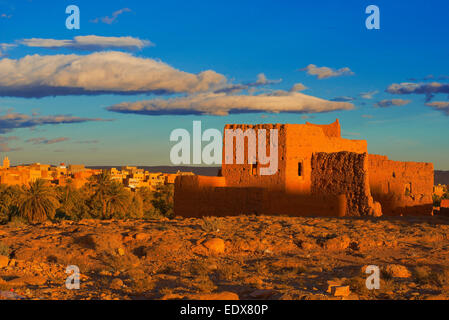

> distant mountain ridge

[
  {"left": 435, "top": 170, "right": 449, "bottom": 185},
  {"left": 87, "top": 166, "right": 221, "bottom": 176}
]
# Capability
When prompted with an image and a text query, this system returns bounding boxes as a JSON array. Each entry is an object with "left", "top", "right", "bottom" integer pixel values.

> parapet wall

[
  {"left": 368, "top": 154, "right": 434, "bottom": 216},
  {"left": 305, "top": 119, "right": 341, "bottom": 138},
  {"left": 311, "top": 152, "right": 381, "bottom": 217}
]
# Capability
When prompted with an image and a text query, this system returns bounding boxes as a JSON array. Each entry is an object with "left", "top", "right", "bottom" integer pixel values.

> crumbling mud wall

[
  {"left": 174, "top": 175, "right": 263, "bottom": 217},
  {"left": 368, "top": 155, "right": 434, "bottom": 216},
  {"left": 311, "top": 152, "right": 381, "bottom": 217},
  {"left": 440, "top": 200, "right": 449, "bottom": 217},
  {"left": 283, "top": 123, "right": 368, "bottom": 195},
  {"left": 221, "top": 124, "right": 286, "bottom": 191},
  {"left": 174, "top": 175, "right": 347, "bottom": 217}
]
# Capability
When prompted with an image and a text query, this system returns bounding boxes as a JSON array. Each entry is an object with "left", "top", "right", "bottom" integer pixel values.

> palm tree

[
  {"left": 103, "top": 182, "right": 130, "bottom": 219},
  {"left": 18, "top": 179, "right": 59, "bottom": 223}
]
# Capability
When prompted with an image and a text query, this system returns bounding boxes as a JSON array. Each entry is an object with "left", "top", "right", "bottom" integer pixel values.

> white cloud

[
  {"left": 300, "top": 64, "right": 354, "bottom": 79},
  {"left": 106, "top": 91, "right": 354, "bottom": 116},
  {"left": 290, "top": 83, "right": 307, "bottom": 92},
  {"left": 0, "top": 112, "right": 110, "bottom": 134},
  {"left": 359, "top": 90, "right": 378, "bottom": 99},
  {"left": 374, "top": 99, "right": 411, "bottom": 108},
  {"left": 19, "top": 35, "right": 153, "bottom": 51},
  {"left": 90, "top": 8, "right": 132, "bottom": 24},
  {"left": 426, "top": 101, "right": 449, "bottom": 115},
  {"left": 0, "top": 51, "right": 227, "bottom": 98},
  {"left": 386, "top": 82, "right": 449, "bottom": 101}
]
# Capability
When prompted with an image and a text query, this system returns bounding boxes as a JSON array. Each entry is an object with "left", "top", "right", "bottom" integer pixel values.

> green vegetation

[
  {"left": 433, "top": 185, "right": 449, "bottom": 207},
  {"left": 0, "top": 174, "right": 175, "bottom": 224}
]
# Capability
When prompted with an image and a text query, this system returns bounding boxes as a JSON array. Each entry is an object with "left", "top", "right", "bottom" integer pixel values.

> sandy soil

[{"left": 1, "top": 215, "right": 449, "bottom": 300}]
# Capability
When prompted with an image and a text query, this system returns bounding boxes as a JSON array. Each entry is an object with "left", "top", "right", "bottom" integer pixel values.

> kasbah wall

[{"left": 174, "top": 119, "right": 434, "bottom": 218}]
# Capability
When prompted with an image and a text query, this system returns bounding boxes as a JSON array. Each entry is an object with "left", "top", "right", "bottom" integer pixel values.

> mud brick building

[
  {"left": 175, "top": 120, "right": 434, "bottom": 217},
  {"left": 440, "top": 199, "right": 449, "bottom": 217}
]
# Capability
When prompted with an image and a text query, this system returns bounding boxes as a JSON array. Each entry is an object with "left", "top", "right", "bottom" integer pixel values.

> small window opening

[
  {"left": 251, "top": 162, "right": 258, "bottom": 175},
  {"left": 298, "top": 162, "right": 303, "bottom": 177}
]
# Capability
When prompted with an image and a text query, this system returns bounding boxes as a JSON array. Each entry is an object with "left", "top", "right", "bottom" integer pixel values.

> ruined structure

[{"left": 174, "top": 120, "right": 434, "bottom": 217}]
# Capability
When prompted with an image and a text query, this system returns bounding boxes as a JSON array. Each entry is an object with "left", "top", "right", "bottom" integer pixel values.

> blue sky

[{"left": 0, "top": 0, "right": 448, "bottom": 169}]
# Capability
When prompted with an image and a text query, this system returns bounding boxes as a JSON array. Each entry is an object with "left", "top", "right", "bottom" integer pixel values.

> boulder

[
  {"left": 0, "top": 255, "right": 9, "bottom": 268},
  {"left": 384, "top": 264, "right": 411, "bottom": 278},
  {"left": 202, "top": 238, "right": 225, "bottom": 254}
]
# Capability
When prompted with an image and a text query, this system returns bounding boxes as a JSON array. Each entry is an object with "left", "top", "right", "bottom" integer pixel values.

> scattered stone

[
  {"left": 331, "top": 286, "right": 351, "bottom": 297},
  {"left": 8, "top": 276, "right": 48, "bottom": 287},
  {"left": 384, "top": 265, "right": 411, "bottom": 278},
  {"left": 323, "top": 235, "right": 350, "bottom": 251},
  {"left": 117, "top": 248, "right": 125, "bottom": 256},
  {"left": 326, "top": 280, "right": 342, "bottom": 293},
  {"left": 110, "top": 278, "right": 124, "bottom": 290},
  {"left": 202, "top": 238, "right": 225, "bottom": 254},
  {"left": 134, "top": 233, "right": 151, "bottom": 241},
  {"left": 188, "top": 291, "right": 239, "bottom": 300},
  {"left": 249, "top": 289, "right": 276, "bottom": 299},
  {"left": 0, "top": 255, "right": 9, "bottom": 268}
]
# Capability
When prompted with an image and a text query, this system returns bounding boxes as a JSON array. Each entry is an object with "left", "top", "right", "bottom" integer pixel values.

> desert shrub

[
  {"left": 413, "top": 265, "right": 449, "bottom": 287},
  {"left": 216, "top": 262, "right": 243, "bottom": 281},
  {"left": 98, "top": 249, "right": 140, "bottom": 274},
  {"left": 151, "top": 184, "right": 174, "bottom": 219},
  {"left": 201, "top": 216, "right": 222, "bottom": 233},
  {"left": 193, "top": 275, "right": 217, "bottom": 293},
  {"left": 0, "top": 241, "right": 10, "bottom": 256}
]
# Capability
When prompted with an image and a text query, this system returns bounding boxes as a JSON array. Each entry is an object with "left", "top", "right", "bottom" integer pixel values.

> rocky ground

[{"left": 1, "top": 215, "right": 449, "bottom": 300}]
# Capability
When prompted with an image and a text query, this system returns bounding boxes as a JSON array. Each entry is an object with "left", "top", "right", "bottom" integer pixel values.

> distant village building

[
  {"left": 2, "top": 156, "right": 10, "bottom": 169},
  {"left": 0, "top": 156, "right": 190, "bottom": 190},
  {"left": 175, "top": 120, "right": 434, "bottom": 218}
]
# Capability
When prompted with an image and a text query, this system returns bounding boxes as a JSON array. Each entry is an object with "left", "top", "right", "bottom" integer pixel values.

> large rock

[
  {"left": 0, "top": 255, "right": 9, "bottom": 268},
  {"left": 384, "top": 264, "right": 411, "bottom": 278},
  {"left": 8, "top": 276, "right": 48, "bottom": 287},
  {"left": 323, "top": 235, "right": 350, "bottom": 251},
  {"left": 202, "top": 238, "right": 225, "bottom": 254}
]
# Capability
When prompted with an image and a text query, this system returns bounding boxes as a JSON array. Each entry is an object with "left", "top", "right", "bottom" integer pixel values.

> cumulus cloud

[
  {"left": 90, "top": 8, "right": 131, "bottom": 24},
  {"left": 19, "top": 35, "right": 153, "bottom": 51},
  {"left": 386, "top": 82, "right": 449, "bottom": 101},
  {"left": 426, "top": 101, "right": 449, "bottom": 115},
  {"left": 359, "top": 90, "right": 378, "bottom": 99},
  {"left": 300, "top": 64, "right": 354, "bottom": 79},
  {"left": 290, "top": 83, "right": 308, "bottom": 92},
  {"left": 0, "top": 112, "right": 111, "bottom": 134},
  {"left": 374, "top": 99, "right": 411, "bottom": 108},
  {"left": 25, "top": 137, "right": 70, "bottom": 145},
  {"left": 0, "top": 51, "right": 227, "bottom": 98},
  {"left": 215, "top": 73, "right": 281, "bottom": 94},
  {"left": 106, "top": 91, "right": 354, "bottom": 116}
]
